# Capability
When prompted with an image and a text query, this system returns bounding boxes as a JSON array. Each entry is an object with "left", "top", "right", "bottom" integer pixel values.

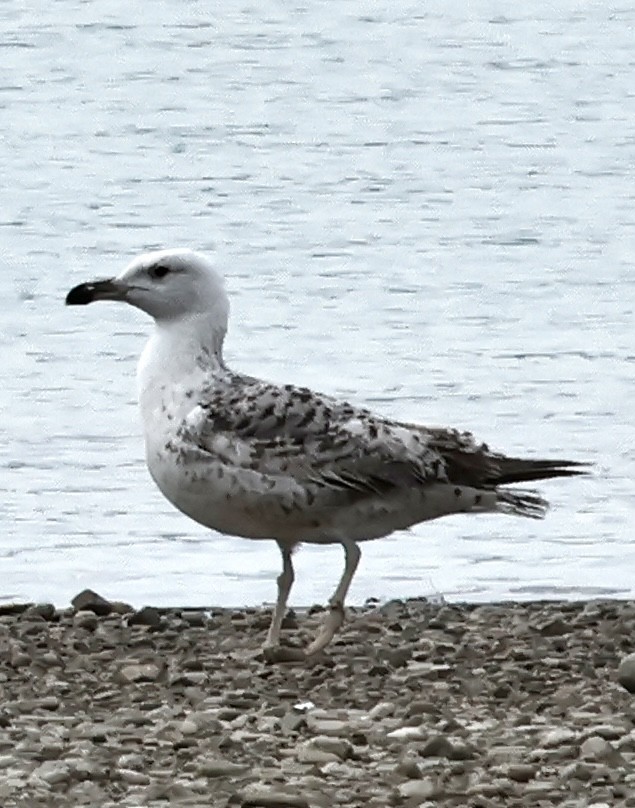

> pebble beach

[{"left": 1, "top": 594, "right": 635, "bottom": 807}]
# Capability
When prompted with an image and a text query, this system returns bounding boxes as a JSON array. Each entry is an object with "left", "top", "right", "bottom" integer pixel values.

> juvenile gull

[{"left": 66, "top": 248, "right": 585, "bottom": 656}]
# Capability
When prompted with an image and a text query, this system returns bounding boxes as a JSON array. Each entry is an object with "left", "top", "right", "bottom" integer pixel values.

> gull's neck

[{"left": 138, "top": 313, "right": 228, "bottom": 424}]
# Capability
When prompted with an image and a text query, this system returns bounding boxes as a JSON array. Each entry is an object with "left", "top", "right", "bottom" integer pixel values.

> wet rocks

[
  {"left": 127, "top": 605, "right": 162, "bottom": 628},
  {"left": 0, "top": 595, "right": 633, "bottom": 806},
  {"left": 71, "top": 589, "right": 114, "bottom": 616},
  {"left": 22, "top": 603, "right": 56, "bottom": 621}
]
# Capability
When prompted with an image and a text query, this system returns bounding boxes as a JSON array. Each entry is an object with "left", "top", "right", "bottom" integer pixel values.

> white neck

[{"left": 137, "top": 314, "right": 227, "bottom": 432}]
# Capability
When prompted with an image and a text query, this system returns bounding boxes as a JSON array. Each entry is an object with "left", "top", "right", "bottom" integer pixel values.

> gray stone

[
  {"left": 116, "top": 662, "right": 164, "bottom": 683},
  {"left": 9, "top": 645, "right": 30, "bottom": 668},
  {"left": 467, "top": 778, "right": 515, "bottom": 798},
  {"left": 74, "top": 721, "right": 111, "bottom": 742},
  {"left": 419, "top": 734, "right": 455, "bottom": 758},
  {"left": 541, "top": 728, "right": 578, "bottom": 747},
  {"left": 395, "top": 757, "right": 423, "bottom": 779},
  {"left": 305, "top": 716, "right": 348, "bottom": 736},
  {"left": 109, "top": 600, "right": 134, "bottom": 615},
  {"left": 398, "top": 777, "right": 438, "bottom": 800},
  {"left": 281, "top": 711, "right": 306, "bottom": 734},
  {"left": 405, "top": 699, "right": 437, "bottom": 717},
  {"left": 30, "top": 761, "right": 71, "bottom": 786},
  {"left": 38, "top": 651, "right": 61, "bottom": 667},
  {"left": 589, "top": 724, "right": 627, "bottom": 741},
  {"left": 240, "top": 784, "right": 311, "bottom": 807},
  {"left": 182, "top": 610, "right": 207, "bottom": 626},
  {"left": 560, "top": 761, "right": 588, "bottom": 781},
  {"left": 368, "top": 701, "right": 395, "bottom": 720},
  {"left": 262, "top": 645, "right": 306, "bottom": 663},
  {"left": 74, "top": 610, "right": 99, "bottom": 630},
  {"left": 71, "top": 589, "right": 112, "bottom": 616},
  {"left": 117, "top": 753, "right": 144, "bottom": 770},
  {"left": 25, "top": 603, "right": 56, "bottom": 621},
  {"left": 118, "top": 768, "right": 150, "bottom": 785},
  {"left": 38, "top": 738, "right": 64, "bottom": 759},
  {"left": 386, "top": 726, "right": 425, "bottom": 740},
  {"left": 179, "top": 717, "right": 199, "bottom": 735},
  {"left": 37, "top": 695, "right": 60, "bottom": 711},
  {"left": 128, "top": 606, "right": 162, "bottom": 628},
  {"left": 297, "top": 742, "right": 340, "bottom": 764},
  {"left": 380, "top": 647, "right": 412, "bottom": 667},
  {"left": 506, "top": 763, "right": 536, "bottom": 782},
  {"left": 185, "top": 709, "right": 224, "bottom": 733},
  {"left": 308, "top": 735, "right": 353, "bottom": 760},
  {"left": 534, "top": 616, "right": 571, "bottom": 636},
  {"left": 561, "top": 761, "right": 604, "bottom": 781},
  {"left": 168, "top": 668, "right": 208, "bottom": 687},
  {"left": 617, "top": 653, "right": 635, "bottom": 693},
  {"left": 197, "top": 757, "right": 249, "bottom": 777},
  {"left": 69, "top": 758, "right": 104, "bottom": 781},
  {"left": 579, "top": 735, "right": 620, "bottom": 763}
]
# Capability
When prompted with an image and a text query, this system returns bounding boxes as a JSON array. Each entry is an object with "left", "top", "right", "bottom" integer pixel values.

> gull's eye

[{"left": 149, "top": 264, "right": 170, "bottom": 280}]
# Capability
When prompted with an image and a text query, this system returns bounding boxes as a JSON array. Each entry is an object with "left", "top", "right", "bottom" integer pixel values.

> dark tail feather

[
  {"left": 494, "top": 457, "right": 587, "bottom": 519},
  {"left": 489, "top": 458, "right": 587, "bottom": 486},
  {"left": 497, "top": 489, "right": 549, "bottom": 519}
]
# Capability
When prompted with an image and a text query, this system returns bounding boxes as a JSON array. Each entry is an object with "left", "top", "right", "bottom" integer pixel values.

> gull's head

[{"left": 66, "top": 248, "right": 229, "bottom": 326}]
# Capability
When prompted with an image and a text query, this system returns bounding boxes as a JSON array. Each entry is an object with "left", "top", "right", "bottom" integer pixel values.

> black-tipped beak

[{"left": 65, "top": 278, "right": 126, "bottom": 306}]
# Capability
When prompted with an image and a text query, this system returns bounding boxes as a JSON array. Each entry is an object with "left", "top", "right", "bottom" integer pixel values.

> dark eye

[{"left": 149, "top": 264, "right": 170, "bottom": 279}]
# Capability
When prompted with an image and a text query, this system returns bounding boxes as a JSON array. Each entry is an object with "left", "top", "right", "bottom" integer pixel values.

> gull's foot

[
  {"left": 261, "top": 602, "right": 347, "bottom": 662},
  {"left": 304, "top": 601, "right": 346, "bottom": 657},
  {"left": 261, "top": 644, "right": 306, "bottom": 664}
]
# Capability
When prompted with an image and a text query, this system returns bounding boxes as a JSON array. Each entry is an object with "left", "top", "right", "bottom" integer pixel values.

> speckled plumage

[{"left": 66, "top": 248, "right": 585, "bottom": 656}]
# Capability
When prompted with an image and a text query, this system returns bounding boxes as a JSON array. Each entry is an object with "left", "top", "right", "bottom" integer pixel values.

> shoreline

[
  {"left": 3, "top": 590, "right": 634, "bottom": 613},
  {"left": 1, "top": 595, "right": 634, "bottom": 807}
]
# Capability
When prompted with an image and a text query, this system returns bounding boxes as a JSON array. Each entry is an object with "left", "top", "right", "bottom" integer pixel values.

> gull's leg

[
  {"left": 305, "top": 539, "right": 361, "bottom": 656},
  {"left": 264, "top": 541, "right": 295, "bottom": 648}
]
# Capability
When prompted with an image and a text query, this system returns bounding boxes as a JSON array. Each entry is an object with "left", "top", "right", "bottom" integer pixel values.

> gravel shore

[{"left": 1, "top": 594, "right": 634, "bottom": 807}]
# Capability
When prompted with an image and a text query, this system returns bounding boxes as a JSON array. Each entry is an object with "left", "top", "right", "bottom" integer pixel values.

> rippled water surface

[{"left": 2, "top": 1, "right": 634, "bottom": 607}]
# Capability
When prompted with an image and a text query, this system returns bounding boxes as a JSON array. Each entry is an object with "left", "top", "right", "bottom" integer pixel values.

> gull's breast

[{"left": 143, "top": 429, "right": 308, "bottom": 541}]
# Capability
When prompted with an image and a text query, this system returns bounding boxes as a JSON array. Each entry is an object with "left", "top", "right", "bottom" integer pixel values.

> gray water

[{"left": 1, "top": 1, "right": 634, "bottom": 608}]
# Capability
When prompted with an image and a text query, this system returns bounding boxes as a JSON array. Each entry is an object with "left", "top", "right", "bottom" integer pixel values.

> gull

[{"left": 66, "top": 248, "right": 585, "bottom": 656}]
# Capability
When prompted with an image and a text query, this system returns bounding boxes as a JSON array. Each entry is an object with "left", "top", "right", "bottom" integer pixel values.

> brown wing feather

[{"left": 425, "top": 426, "right": 585, "bottom": 487}]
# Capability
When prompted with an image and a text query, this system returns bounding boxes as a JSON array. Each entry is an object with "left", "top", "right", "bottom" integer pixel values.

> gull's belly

[{"left": 145, "top": 444, "right": 299, "bottom": 540}]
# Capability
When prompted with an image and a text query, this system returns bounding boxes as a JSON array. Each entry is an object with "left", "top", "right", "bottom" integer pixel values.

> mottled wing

[
  {"left": 180, "top": 376, "right": 447, "bottom": 498},
  {"left": 422, "top": 425, "right": 500, "bottom": 487}
]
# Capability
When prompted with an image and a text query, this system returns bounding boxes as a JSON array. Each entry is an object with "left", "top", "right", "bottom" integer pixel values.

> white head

[{"left": 66, "top": 248, "right": 229, "bottom": 329}]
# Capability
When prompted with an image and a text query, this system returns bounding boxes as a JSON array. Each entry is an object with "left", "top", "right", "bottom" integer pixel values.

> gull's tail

[
  {"left": 492, "top": 457, "right": 587, "bottom": 519},
  {"left": 488, "top": 456, "right": 587, "bottom": 486}
]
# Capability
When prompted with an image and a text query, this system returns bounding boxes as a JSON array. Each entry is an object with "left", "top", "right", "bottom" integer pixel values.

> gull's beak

[{"left": 65, "top": 278, "right": 128, "bottom": 306}]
